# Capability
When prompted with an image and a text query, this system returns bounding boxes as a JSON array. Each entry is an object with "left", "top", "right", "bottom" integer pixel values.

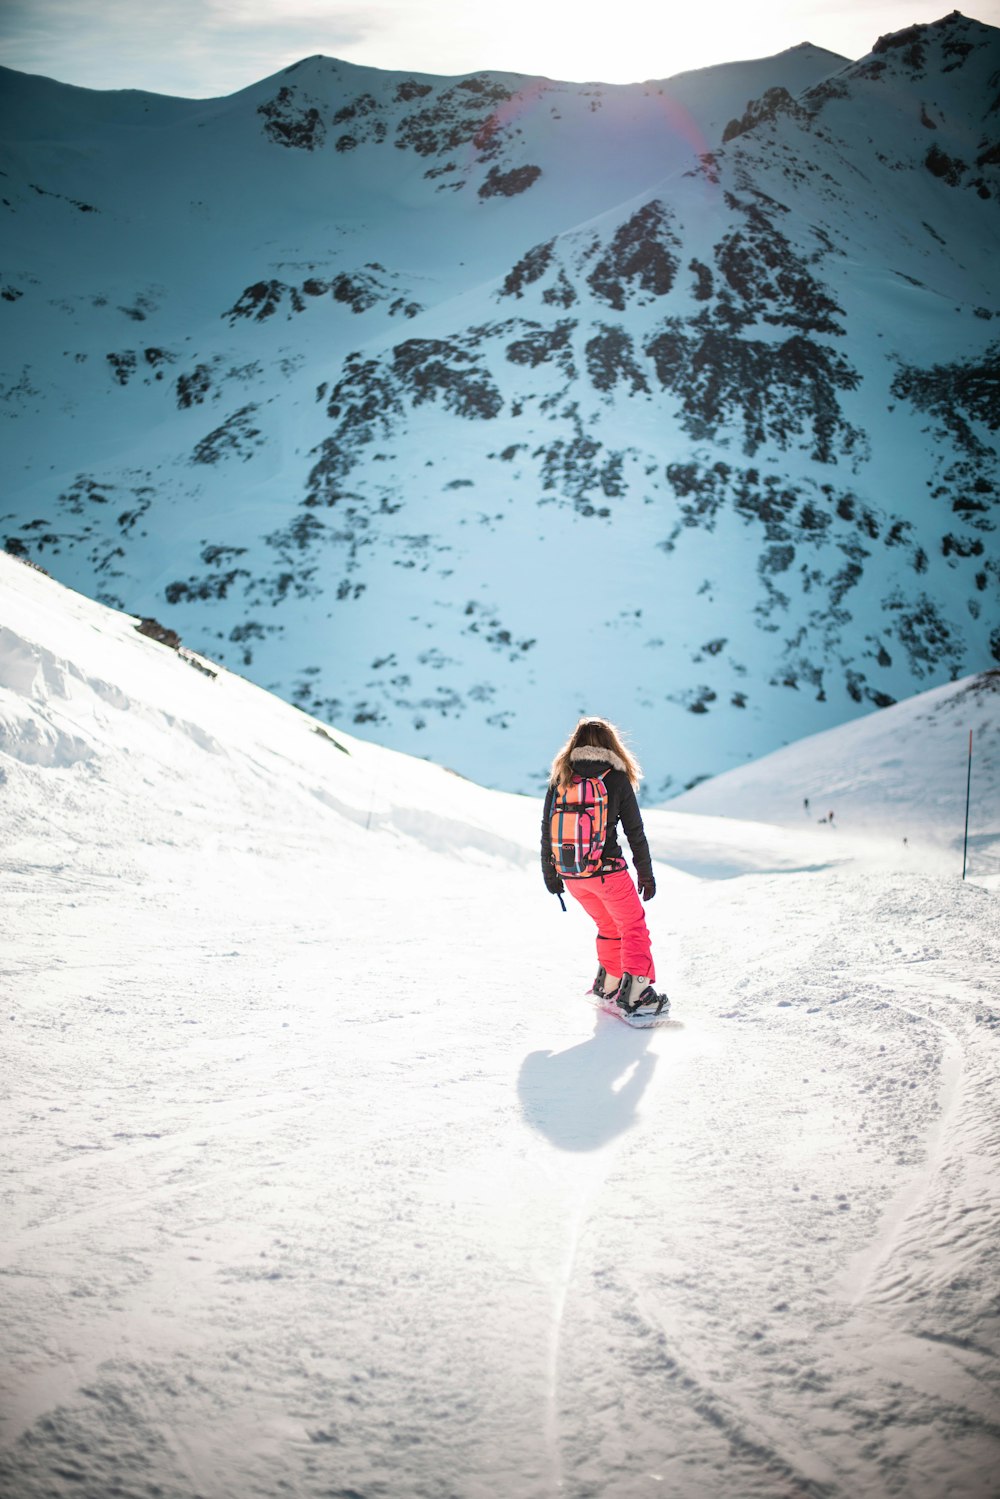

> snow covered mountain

[
  {"left": 3, "top": 549, "right": 1000, "bottom": 1498},
  {"left": 1, "top": 10, "right": 998, "bottom": 797}
]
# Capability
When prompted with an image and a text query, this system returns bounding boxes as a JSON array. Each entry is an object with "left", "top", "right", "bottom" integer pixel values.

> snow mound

[{"left": 0, "top": 553, "right": 542, "bottom": 876}]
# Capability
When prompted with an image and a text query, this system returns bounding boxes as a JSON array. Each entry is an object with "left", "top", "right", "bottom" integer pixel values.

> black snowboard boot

[
  {"left": 590, "top": 964, "right": 620, "bottom": 999},
  {"left": 614, "top": 973, "right": 670, "bottom": 1018}
]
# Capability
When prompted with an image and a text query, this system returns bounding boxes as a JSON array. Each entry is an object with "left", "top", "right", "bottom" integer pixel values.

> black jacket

[{"left": 541, "top": 749, "right": 652, "bottom": 893}]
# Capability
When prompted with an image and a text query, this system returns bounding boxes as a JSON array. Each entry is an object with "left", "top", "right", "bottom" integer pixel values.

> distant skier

[
  {"left": 804, "top": 797, "right": 810, "bottom": 814},
  {"left": 828, "top": 809, "right": 835, "bottom": 825},
  {"left": 541, "top": 716, "right": 667, "bottom": 1019}
]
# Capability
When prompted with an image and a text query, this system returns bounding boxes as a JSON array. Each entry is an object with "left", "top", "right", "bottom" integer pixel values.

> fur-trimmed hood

[{"left": 569, "top": 745, "right": 628, "bottom": 774}]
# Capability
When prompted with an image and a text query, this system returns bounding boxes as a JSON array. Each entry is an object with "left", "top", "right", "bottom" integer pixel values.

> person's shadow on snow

[{"left": 517, "top": 1018, "right": 666, "bottom": 1152}]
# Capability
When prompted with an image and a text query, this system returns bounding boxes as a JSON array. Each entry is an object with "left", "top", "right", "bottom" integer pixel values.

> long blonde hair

[{"left": 550, "top": 716, "right": 643, "bottom": 790}]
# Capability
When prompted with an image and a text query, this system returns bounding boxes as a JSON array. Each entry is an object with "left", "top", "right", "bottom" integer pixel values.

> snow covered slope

[
  {"left": 671, "top": 666, "right": 1000, "bottom": 860},
  {"left": 2, "top": 551, "right": 1000, "bottom": 1498},
  {"left": 0, "top": 12, "right": 998, "bottom": 802}
]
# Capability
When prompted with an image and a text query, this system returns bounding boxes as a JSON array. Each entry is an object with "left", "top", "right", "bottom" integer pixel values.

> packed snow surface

[{"left": 2, "top": 552, "right": 999, "bottom": 1499}]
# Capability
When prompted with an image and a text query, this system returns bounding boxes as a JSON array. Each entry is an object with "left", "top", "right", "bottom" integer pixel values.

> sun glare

[
  {"left": 508, "top": 0, "right": 782, "bottom": 82},
  {"left": 337, "top": 0, "right": 847, "bottom": 85}
]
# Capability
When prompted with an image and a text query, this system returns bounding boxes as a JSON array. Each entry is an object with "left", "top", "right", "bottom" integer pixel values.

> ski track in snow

[{"left": 1, "top": 555, "right": 999, "bottom": 1499}]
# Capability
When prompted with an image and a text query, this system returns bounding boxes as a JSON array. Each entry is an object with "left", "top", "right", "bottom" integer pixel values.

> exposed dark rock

[
  {"left": 462, "top": 599, "right": 536, "bottom": 658},
  {"left": 457, "top": 76, "right": 511, "bottom": 97},
  {"left": 671, "top": 685, "right": 717, "bottom": 714},
  {"left": 25, "top": 181, "right": 98, "bottom": 214},
  {"left": 307, "top": 355, "right": 406, "bottom": 506},
  {"left": 166, "top": 566, "right": 250, "bottom": 605},
  {"left": 116, "top": 486, "right": 154, "bottom": 535},
  {"left": 586, "top": 325, "right": 649, "bottom": 395},
  {"left": 760, "top": 542, "right": 795, "bottom": 574},
  {"left": 587, "top": 201, "right": 680, "bottom": 310},
  {"left": 395, "top": 80, "right": 433, "bottom": 102},
  {"left": 223, "top": 269, "right": 411, "bottom": 322},
  {"left": 223, "top": 279, "right": 305, "bottom": 323},
  {"left": 388, "top": 297, "right": 423, "bottom": 319},
  {"left": 542, "top": 271, "right": 578, "bottom": 308},
  {"left": 653, "top": 454, "right": 968, "bottom": 690},
  {"left": 107, "top": 350, "right": 137, "bottom": 386},
  {"left": 228, "top": 619, "right": 281, "bottom": 668},
  {"left": 885, "top": 589, "right": 961, "bottom": 676},
  {"left": 478, "top": 164, "right": 542, "bottom": 198},
  {"left": 690, "top": 259, "right": 714, "bottom": 301},
  {"left": 645, "top": 322, "right": 861, "bottom": 461},
  {"left": 332, "top": 92, "right": 379, "bottom": 125},
  {"left": 505, "top": 320, "right": 576, "bottom": 374},
  {"left": 56, "top": 475, "right": 112, "bottom": 513},
  {"left": 664, "top": 460, "right": 732, "bottom": 531},
  {"left": 392, "top": 336, "right": 504, "bottom": 419},
  {"left": 534, "top": 410, "right": 625, "bottom": 515},
  {"left": 925, "top": 143, "right": 968, "bottom": 184},
  {"left": 942, "top": 532, "right": 985, "bottom": 558},
  {"left": 305, "top": 330, "right": 512, "bottom": 506},
  {"left": 873, "top": 22, "right": 927, "bottom": 71},
  {"left": 715, "top": 200, "right": 845, "bottom": 334},
  {"left": 891, "top": 343, "right": 1000, "bottom": 456},
  {"left": 202, "top": 544, "right": 248, "bottom": 567},
  {"left": 395, "top": 78, "right": 512, "bottom": 157},
  {"left": 178, "top": 648, "right": 217, "bottom": 679},
  {"left": 331, "top": 271, "right": 384, "bottom": 314},
  {"left": 135, "top": 617, "right": 181, "bottom": 649},
  {"left": 257, "top": 87, "right": 326, "bottom": 150},
  {"left": 500, "top": 241, "right": 555, "bottom": 298},
  {"left": 312, "top": 723, "right": 351, "bottom": 751},
  {"left": 176, "top": 363, "right": 214, "bottom": 409},
  {"left": 722, "top": 86, "right": 808, "bottom": 144},
  {"left": 192, "top": 405, "right": 264, "bottom": 465}
]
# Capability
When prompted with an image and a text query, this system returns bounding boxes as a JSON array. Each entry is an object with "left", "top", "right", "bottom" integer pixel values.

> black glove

[
  {"left": 544, "top": 863, "right": 565, "bottom": 897},
  {"left": 638, "top": 873, "right": 656, "bottom": 902}
]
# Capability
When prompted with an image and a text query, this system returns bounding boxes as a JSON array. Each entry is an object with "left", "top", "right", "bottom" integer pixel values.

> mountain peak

[{"left": 1, "top": 16, "right": 997, "bottom": 793}]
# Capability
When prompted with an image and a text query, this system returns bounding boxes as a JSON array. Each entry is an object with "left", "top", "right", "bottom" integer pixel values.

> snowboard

[{"left": 585, "top": 988, "right": 672, "bottom": 1029}]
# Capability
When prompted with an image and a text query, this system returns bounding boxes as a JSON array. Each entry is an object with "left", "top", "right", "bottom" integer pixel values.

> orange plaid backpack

[{"left": 549, "top": 773, "right": 609, "bottom": 877}]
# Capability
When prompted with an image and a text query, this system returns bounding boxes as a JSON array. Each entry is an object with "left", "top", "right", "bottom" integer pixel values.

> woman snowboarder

[{"left": 541, "top": 716, "right": 667, "bottom": 1018}]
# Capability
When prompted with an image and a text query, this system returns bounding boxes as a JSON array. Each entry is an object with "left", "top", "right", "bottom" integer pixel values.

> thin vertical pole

[{"left": 962, "top": 729, "right": 973, "bottom": 881}]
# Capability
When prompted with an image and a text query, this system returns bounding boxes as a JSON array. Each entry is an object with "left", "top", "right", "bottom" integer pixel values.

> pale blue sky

[{"left": 2, "top": 0, "right": 998, "bottom": 95}]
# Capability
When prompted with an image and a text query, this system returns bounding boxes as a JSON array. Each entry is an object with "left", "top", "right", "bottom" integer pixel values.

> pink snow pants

[{"left": 566, "top": 869, "right": 655, "bottom": 981}]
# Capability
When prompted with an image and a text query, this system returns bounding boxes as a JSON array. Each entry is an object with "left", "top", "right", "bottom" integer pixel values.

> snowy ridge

[
  {"left": 1, "top": 552, "right": 999, "bottom": 1497},
  {"left": 1, "top": 12, "right": 997, "bottom": 796}
]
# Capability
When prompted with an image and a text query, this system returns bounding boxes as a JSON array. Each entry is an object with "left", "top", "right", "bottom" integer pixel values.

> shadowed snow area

[{"left": 1, "top": 551, "right": 999, "bottom": 1499}]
